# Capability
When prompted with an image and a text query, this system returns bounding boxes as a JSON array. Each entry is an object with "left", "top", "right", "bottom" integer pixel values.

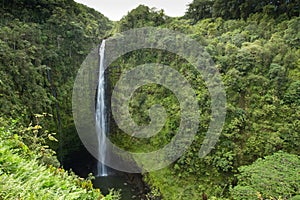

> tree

[
  {"left": 185, "top": 0, "right": 213, "bottom": 24},
  {"left": 231, "top": 152, "right": 300, "bottom": 199},
  {"left": 117, "top": 5, "right": 167, "bottom": 31}
]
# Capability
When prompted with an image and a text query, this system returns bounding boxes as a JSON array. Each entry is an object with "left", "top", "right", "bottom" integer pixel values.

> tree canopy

[
  {"left": 185, "top": 0, "right": 300, "bottom": 23},
  {"left": 1, "top": 1, "right": 299, "bottom": 199}
]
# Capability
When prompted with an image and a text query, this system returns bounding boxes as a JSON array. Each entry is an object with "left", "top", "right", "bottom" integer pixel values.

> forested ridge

[
  {"left": 110, "top": 2, "right": 300, "bottom": 199},
  {"left": 0, "top": 0, "right": 117, "bottom": 199},
  {"left": 185, "top": 0, "right": 300, "bottom": 23},
  {"left": 0, "top": 0, "right": 299, "bottom": 199},
  {"left": 0, "top": 0, "right": 112, "bottom": 160}
]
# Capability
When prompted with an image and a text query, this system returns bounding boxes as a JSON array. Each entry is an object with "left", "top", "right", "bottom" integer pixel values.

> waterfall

[{"left": 96, "top": 40, "right": 108, "bottom": 177}]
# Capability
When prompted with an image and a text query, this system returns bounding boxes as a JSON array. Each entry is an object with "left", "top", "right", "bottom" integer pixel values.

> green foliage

[
  {"left": 116, "top": 5, "right": 168, "bottom": 32},
  {"left": 0, "top": 118, "right": 120, "bottom": 199},
  {"left": 110, "top": 11, "right": 300, "bottom": 200},
  {"left": 1, "top": 0, "right": 300, "bottom": 199},
  {"left": 0, "top": 0, "right": 112, "bottom": 160},
  {"left": 231, "top": 152, "right": 300, "bottom": 199},
  {"left": 185, "top": 0, "right": 300, "bottom": 23},
  {"left": 185, "top": 0, "right": 214, "bottom": 24}
]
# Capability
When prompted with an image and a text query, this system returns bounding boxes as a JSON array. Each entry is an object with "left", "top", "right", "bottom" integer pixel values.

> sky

[{"left": 74, "top": 0, "right": 192, "bottom": 21}]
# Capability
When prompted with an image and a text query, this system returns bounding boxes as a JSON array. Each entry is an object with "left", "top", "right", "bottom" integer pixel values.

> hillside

[
  {"left": 0, "top": 117, "right": 120, "bottom": 199},
  {"left": 0, "top": 0, "right": 299, "bottom": 199},
  {"left": 109, "top": 1, "right": 300, "bottom": 199},
  {"left": 0, "top": 0, "right": 116, "bottom": 199},
  {"left": 0, "top": 0, "right": 112, "bottom": 161}
]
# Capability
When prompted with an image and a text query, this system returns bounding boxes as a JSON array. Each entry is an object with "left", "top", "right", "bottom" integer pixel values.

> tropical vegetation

[{"left": 0, "top": 0, "right": 299, "bottom": 199}]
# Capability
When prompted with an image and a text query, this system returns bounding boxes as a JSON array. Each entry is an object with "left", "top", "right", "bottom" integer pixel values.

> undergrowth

[{"left": 0, "top": 117, "right": 120, "bottom": 200}]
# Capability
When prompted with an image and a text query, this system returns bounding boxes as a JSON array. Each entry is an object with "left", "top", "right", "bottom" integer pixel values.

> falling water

[{"left": 96, "top": 40, "right": 108, "bottom": 177}]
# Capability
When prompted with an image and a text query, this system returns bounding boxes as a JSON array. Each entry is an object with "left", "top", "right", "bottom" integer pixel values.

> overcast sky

[{"left": 74, "top": 0, "right": 192, "bottom": 21}]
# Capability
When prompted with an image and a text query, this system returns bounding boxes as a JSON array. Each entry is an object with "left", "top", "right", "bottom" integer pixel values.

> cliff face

[{"left": 0, "top": 0, "right": 112, "bottom": 160}]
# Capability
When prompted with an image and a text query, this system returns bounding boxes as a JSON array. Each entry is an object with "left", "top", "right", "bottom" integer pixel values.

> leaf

[{"left": 48, "top": 134, "right": 58, "bottom": 142}]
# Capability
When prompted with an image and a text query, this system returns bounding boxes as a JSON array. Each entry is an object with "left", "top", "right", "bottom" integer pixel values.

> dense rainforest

[
  {"left": 0, "top": 0, "right": 118, "bottom": 199},
  {"left": 0, "top": 0, "right": 300, "bottom": 199}
]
